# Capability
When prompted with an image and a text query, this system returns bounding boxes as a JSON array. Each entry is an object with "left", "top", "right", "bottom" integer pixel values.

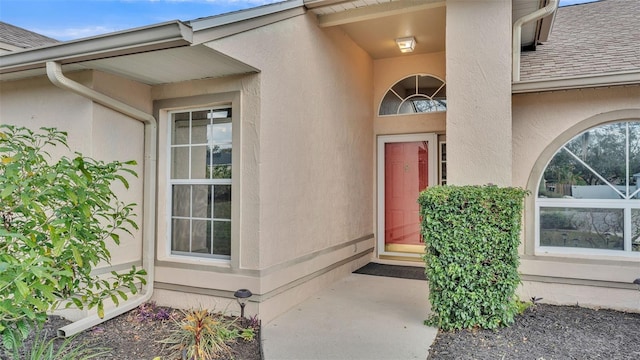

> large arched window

[
  {"left": 536, "top": 121, "right": 640, "bottom": 255},
  {"left": 379, "top": 74, "right": 446, "bottom": 116}
]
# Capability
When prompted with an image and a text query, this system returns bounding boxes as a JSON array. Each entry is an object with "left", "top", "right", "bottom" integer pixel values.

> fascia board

[
  {"left": 0, "top": 21, "right": 193, "bottom": 74},
  {"left": 316, "top": 0, "right": 445, "bottom": 27},
  {"left": 190, "top": 0, "right": 305, "bottom": 31},
  {"left": 192, "top": 6, "right": 306, "bottom": 44},
  {"left": 512, "top": 70, "right": 640, "bottom": 93},
  {"left": 304, "top": 0, "right": 354, "bottom": 9}
]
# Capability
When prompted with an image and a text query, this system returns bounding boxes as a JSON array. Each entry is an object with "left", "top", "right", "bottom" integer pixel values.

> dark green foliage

[
  {"left": 419, "top": 185, "right": 529, "bottom": 330},
  {"left": 0, "top": 125, "right": 146, "bottom": 351}
]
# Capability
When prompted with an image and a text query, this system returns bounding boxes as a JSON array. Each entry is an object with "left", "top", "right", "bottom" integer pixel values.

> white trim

[
  {"left": 512, "top": 70, "right": 640, "bottom": 94},
  {"left": 535, "top": 195, "right": 640, "bottom": 259},
  {"left": 190, "top": 0, "right": 304, "bottom": 31},
  {"left": 376, "top": 133, "right": 437, "bottom": 258},
  {"left": 1, "top": 21, "right": 192, "bottom": 74},
  {"left": 166, "top": 106, "right": 234, "bottom": 263},
  {"left": 378, "top": 73, "right": 447, "bottom": 117}
]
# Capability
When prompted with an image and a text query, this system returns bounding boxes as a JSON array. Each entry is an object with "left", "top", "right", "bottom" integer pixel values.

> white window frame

[
  {"left": 166, "top": 105, "right": 233, "bottom": 262},
  {"left": 536, "top": 198, "right": 638, "bottom": 258},
  {"left": 378, "top": 74, "right": 447, "bottom": 117},
  {"left": 535, "top": 121, "right": 640, "bottom": 259}
]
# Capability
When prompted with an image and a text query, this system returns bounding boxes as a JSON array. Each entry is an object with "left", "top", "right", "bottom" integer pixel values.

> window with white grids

[
  {"left": 168, "top": 107, "right": 232, "bottom": 259},
  {"left": 379, "top": 74, "right": 446, "bottom": 116},
  {"left": 536, "top": 121, "right": 639, "bottom": 256}
]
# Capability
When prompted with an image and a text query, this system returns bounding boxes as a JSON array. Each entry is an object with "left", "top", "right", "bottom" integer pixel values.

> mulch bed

[
  {"left": 428, "top": 303, "right": 640, "bottom": 359},
  {"left": 0, "top": 305, "right": 261, "bottom": 360}
]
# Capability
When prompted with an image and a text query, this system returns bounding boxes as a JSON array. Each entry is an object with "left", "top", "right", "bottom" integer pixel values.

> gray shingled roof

[
  {"left": 520, "top": 0, "right": 640, "bottom": 81},
  {"left": 0, "top": 22, "right": 59, "bottom": 49}
]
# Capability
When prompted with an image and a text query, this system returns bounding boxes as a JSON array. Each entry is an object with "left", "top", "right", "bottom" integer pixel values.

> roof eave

[
  {"left": 190, "top": 0, "right": 304, "bottom": 32},
  {"left": 512, "top": 70, "right": 640, "bottom": 94},
  {"left": 0, "top": 21, "right": 193, "bottom": 75}
]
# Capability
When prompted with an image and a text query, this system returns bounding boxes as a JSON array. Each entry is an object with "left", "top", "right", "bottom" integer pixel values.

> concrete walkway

[{"left": 262, "top": 274, "right": 438, "bottom": 360}]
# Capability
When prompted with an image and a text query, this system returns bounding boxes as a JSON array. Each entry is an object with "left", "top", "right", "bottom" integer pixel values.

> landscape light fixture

[
  {"left": 396, "top": 36, "right": 416, "bottom": 53},
  {"left": 234, "top": 288, "right": 252, "bottom": 318}
]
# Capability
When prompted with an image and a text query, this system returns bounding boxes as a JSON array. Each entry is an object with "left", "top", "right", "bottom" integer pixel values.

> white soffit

[
  {"left": 306, "top": 0, "right": 548, "bottom": 59},
  {"left": 0, "top": 45, "right": 257, "bottom": 84},
  {"left": 74, "top": 45, "right": 257, "bottom": 85},
  {"left": 306, "top": 0, "right": 445, "bottom": 59}
]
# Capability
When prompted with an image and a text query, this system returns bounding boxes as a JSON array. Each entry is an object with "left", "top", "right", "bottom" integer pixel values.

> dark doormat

[{"left": 353, "top": 263, "right": 427, "bottom": 281}]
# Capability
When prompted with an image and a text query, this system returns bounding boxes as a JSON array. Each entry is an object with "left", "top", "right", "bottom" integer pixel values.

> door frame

[{"left": 377, "top": 133, "right": 438, "bottom": 259}]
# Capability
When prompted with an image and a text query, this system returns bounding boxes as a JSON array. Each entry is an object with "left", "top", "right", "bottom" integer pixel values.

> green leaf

[
  {"left": 0, "top": 184, "right": 17, "bottom": 199},
  {"left": 15, "top": 280, "right": 30, "bottom": 299},
  {"left": 71, "top": 247, "right": 83, "bottom": 267},
  {"left": 97, "top": 301, "right": 105, "bottom": 319},
  {"left": 114, "top": 174, "right": 129, "bottom": 189},
  {"left": 71, "top": 297, "right": 84, "bottom": 309}
]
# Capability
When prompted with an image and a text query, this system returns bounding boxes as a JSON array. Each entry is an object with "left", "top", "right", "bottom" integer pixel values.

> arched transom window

[
  {"left": 379, "top": 74, "right": 446, "bottom": 116},
  {"left": 536, "top": 121, "right": 640, "bottom": 255}
]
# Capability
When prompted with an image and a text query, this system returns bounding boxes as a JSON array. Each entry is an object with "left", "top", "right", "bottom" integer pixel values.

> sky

[{"left": 0, "top": 0, "right": 601, "bottom": 42}]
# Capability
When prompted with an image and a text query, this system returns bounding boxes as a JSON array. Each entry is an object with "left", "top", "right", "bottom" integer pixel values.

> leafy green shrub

[
  {"left": 0, "top": 125, "right": 146, "bottom": 351},
  {"left": 418, "top": 185, "right": 529, "bottom": 330}
]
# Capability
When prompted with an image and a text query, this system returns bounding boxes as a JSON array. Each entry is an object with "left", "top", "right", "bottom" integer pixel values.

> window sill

[
  {"left": 534, "top": 247, "right": 640, "bottom": 262},
  {"left": 157, "top": 253, "right": 232, "bottom": 268}
]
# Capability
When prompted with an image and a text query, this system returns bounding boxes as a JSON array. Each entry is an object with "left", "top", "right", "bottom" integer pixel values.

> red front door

[{"left": 384, "top": 141, "right": 429, "bottom": 252}]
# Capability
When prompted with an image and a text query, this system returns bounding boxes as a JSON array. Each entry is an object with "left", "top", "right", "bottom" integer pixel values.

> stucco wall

[
  {"left": 208, "top": 13, "right": 374, "bottom": 274},
  {"left": 0, "top": 70, "right": 147, "bottom": 266},
  {"left": 151, "top": 74, "right": 262, "bottom": 293},
  {"left": 513, "top": 85, "right": 640, "bottom": 290},
  {"left": 446, "top": 0, "right": 513, "bottom": 186}
]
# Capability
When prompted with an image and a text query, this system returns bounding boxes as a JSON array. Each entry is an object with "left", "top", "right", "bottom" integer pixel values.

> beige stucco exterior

[
  {"left": 0, "top": 71, "right": 146, "bottom": 267},
  {"left": 511, "top": 85, "right": 640, "bottom": 311},
  {"left": 446, "top": 0, "right": 513, "bottom": 186},
  {"left": 0, "top": 0, "right": 638, "bottom": 327},
  {"left": 148, "top": 12, "right": 376, "bottom": 321}
]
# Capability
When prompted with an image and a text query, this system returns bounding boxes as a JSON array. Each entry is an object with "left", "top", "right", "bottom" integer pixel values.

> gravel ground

[{"left": 427, "top": 303, "right": 640, "bottom": 360}]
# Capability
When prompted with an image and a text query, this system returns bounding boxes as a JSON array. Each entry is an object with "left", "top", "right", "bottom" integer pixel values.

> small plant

[
  {"left": 245, "top": 314, "right": 260, "bottom": 331},
  {"left": 135, "top": 302, "right": 175, "bottom": 323},
  {"left": 4, "top": 327, "right": 109, "bottom": 360},
  {"left": 515, "top": 298, "right": 533, "bottom": 315},
  {"left": 239, "top": 328, "right": 255, "bottom": 342},
  {"left": 160, "top": 309, "right": 239, "bottom": 360}
]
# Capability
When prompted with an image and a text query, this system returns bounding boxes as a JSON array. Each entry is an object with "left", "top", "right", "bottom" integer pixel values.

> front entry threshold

[
  {"left": 379, "top": 254, "right": 424, "bottom": 262},
  {"left": 385, "top": 243, "right": 424, "bottom": 254}
]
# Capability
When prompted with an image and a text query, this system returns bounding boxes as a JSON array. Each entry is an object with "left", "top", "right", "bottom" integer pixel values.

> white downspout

[
  {"left": 512, "top": 0, "right": 559, "bottom": 82},
  {"left": 45, "top": 61, "right": 157, "bottom": 337}
]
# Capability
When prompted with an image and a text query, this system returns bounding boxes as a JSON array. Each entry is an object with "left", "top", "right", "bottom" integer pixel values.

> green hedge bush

[{"left": 418, "top": 185, "right": 528, "bottom": 330}]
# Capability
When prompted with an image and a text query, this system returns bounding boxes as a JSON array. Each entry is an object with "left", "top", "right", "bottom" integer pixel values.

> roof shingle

[
  {"left": 520, "top": 0, "right": 640, "bottom": 81},
  {"left": 0, "top": 22, "right": 59, "bottom": 50}
]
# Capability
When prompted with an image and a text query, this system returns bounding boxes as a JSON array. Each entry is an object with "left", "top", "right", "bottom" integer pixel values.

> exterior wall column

[{"left": 445, "top": 0, "right": 513, "bottom": 186}]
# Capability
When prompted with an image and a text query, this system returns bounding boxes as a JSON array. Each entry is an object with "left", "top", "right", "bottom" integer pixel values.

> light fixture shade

[
  {"left": 396, "top": 36, "right": 416, "bottom": 53},
  {"left": 234, "top": 288, "right": 253, "bottom": 304}
]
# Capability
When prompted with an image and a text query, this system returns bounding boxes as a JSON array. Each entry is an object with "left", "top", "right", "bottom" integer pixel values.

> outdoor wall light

[
  {"left": 234, "top": 288, "right": 252, "bottom": 318},
  {"left": 396, "top": 36, "right": 416, "bottom": 53}
]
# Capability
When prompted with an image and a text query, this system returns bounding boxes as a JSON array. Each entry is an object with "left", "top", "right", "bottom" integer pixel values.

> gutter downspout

[
  {"left": 45, "top": 61, "right": 157, "bottom": 337},
  {"left": 512, "top": 0, "right": 559, "bottom": 82}
]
